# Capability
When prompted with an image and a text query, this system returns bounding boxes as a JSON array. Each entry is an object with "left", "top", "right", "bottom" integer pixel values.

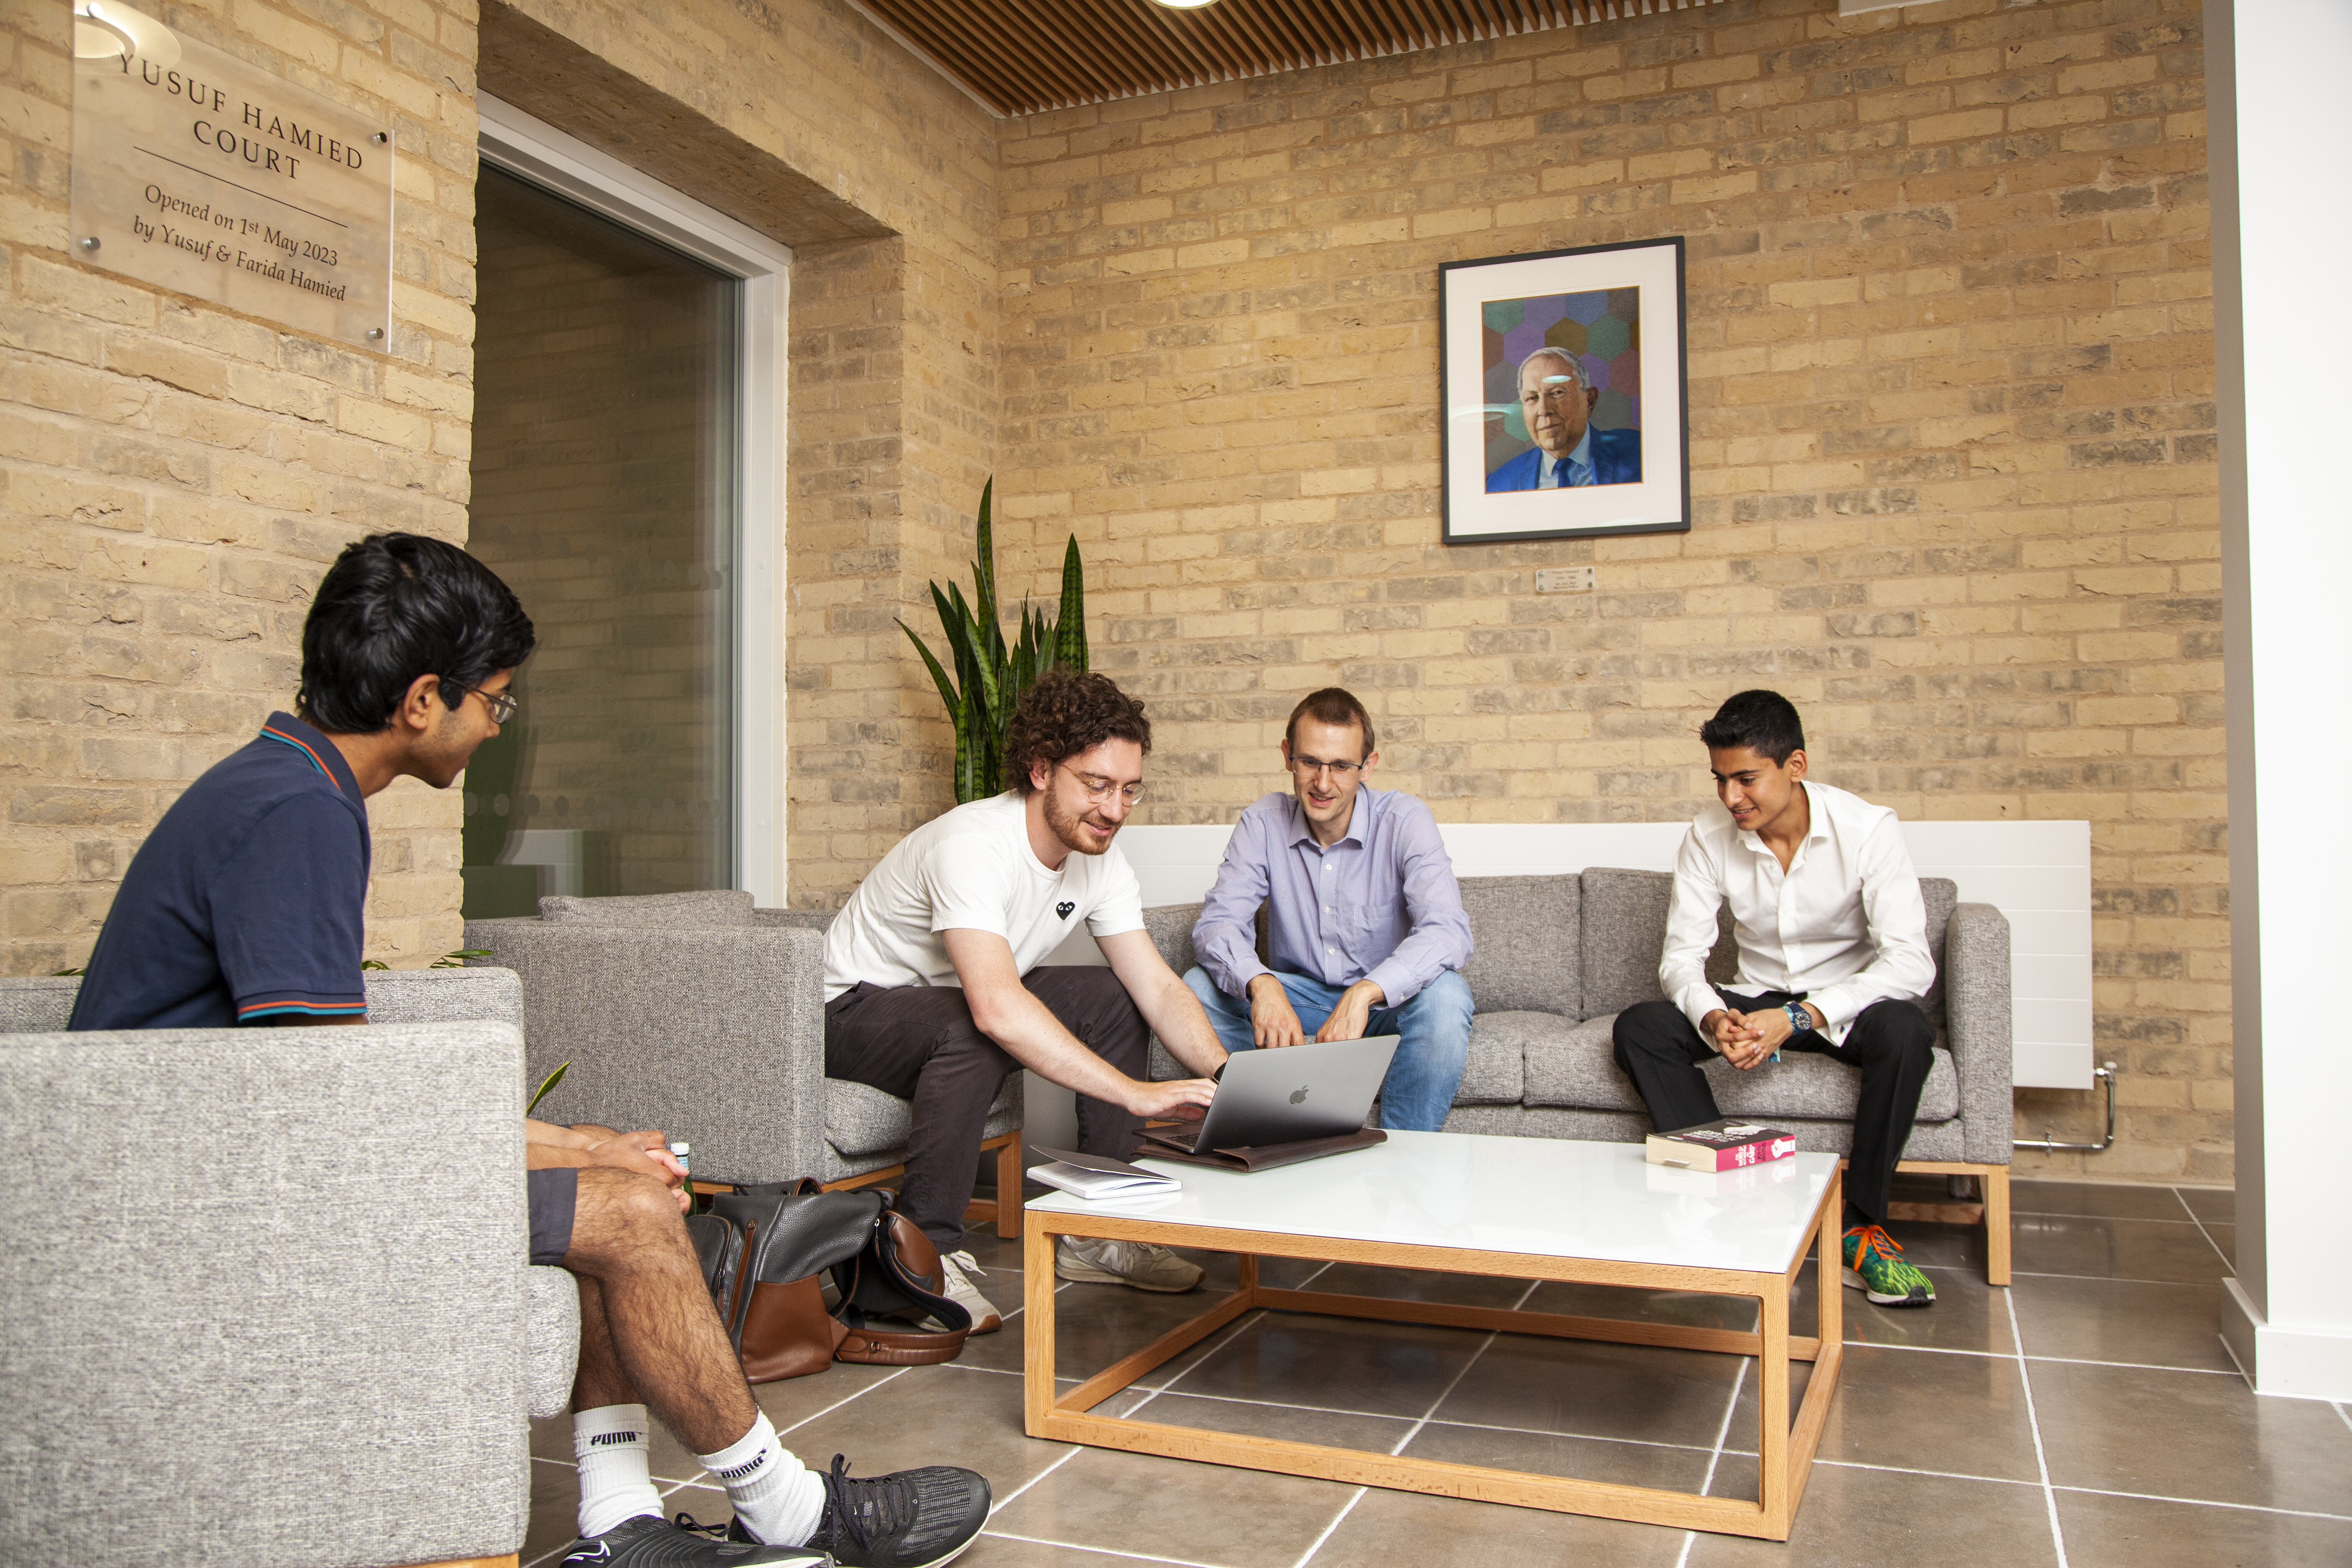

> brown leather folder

[{"left": 1137, "top": 1125, "right": 1385, "bottom": 1173}]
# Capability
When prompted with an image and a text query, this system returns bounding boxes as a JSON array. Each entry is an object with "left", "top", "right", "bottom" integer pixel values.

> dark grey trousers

[
  {"left": 1610, "top": 991, "right": 1935, "bottom": 1227},
  {"left": 823, "top": 966, "right": 1149, "bottom": 1251}
]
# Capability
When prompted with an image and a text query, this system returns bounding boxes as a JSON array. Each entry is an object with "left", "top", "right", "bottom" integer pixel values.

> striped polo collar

[{"left": 257, "top": 711, "right": 363, "bottom": 799}]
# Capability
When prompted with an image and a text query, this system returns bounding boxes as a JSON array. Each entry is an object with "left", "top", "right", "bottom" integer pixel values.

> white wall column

[{"left": 2209, "top": 0, "right": 2352, "bottom": 1400}]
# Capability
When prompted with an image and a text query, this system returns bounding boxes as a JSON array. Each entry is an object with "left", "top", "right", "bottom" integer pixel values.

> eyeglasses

[
  {"left": 1290, "top": 754, "right": 1364, "bottom": 779},
  {"left": 453, "top": 683, "right": 518, "bottom": 725},
  {"left": 1057, "top": 764, "right": 1146, "bottom": 806}
]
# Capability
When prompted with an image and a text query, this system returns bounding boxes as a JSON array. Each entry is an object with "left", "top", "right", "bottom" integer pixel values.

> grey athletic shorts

[{"left": 527, "top": 1166, "right": 578, "bottom": 1266}]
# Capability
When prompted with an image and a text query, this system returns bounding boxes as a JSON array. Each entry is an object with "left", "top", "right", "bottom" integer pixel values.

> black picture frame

[{"left": 1439, "top": 236, "right": 1691, "bottom": 545}]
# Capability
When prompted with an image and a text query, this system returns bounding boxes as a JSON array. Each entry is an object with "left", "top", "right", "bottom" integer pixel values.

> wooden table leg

[
  {"left": 1984, "top": 1166, "right": 2011, "bottom": 1287},
  {"left": 1759, "top": 1270, "right": 1790, "bottom": 1538},
  {"left": 997, "top": 1136, "right": 1025, "bottom": 1239},
  {"left": 1024, "top": 1223, "right": 1056, "bottom": 1435}
]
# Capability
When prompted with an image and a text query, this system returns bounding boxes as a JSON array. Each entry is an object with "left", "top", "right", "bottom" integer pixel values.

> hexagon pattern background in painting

[{"left": 1480, "top": 287, "right": 1641, "bottom": 475}]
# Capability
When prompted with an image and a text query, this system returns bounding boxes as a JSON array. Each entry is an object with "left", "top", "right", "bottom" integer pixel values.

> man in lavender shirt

[{"left": 1182, "top": 689, "right": 1476, "bottom": 1131}]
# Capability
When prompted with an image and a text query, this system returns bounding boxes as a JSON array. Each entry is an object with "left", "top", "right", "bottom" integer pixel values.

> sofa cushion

[
  {"left": 0, "top": 977, "right": 79, "bottom": 1034},
  {"left": 824, "top": 1073, "right": 1021, "bottom": 1158},
  {"left": 540, "top": 890, "right": 758, "bottom": 926},
  {"left": 524, "top": 1265, "right": 581, "bottom": 1421},
  {"left": 1523, "top": 1008, "right": 1960, "bottom": 1122},
  {"left": 1457, "top": 874, "right": 1578, "bottom": 1018},
  {"left": 1454, "top": 1011, "right": 1542, "bottom": 1104}
]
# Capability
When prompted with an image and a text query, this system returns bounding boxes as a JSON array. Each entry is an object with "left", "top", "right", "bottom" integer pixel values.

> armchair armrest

[
  {"left": 0, "top": 1021, "right": 529, "bottom": 1566},
  {"left": 465, "top": 918, "right": 828, "bottom": 1185},
  {"left": 1943, "top": 901, "right": 2015, "bottom": 1166}
]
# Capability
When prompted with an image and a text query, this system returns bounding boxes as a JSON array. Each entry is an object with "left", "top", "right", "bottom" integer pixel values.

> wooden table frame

[{"left": 1024, "top": 1166, "right": 1842, "bottom": 1541}]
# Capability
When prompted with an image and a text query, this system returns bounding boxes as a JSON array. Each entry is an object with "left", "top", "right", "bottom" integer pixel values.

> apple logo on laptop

[{"left": 1289, "top": 1087, "right": 1308, "bottom": 1105}]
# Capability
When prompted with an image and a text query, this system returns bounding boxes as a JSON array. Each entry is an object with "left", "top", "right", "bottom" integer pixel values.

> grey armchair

[
  {"left": 0, "top": 966, "right": 578, "bottom": 1568},
  {"left": 465, "top": 890, "right": 1026, "bottom": 1237}
]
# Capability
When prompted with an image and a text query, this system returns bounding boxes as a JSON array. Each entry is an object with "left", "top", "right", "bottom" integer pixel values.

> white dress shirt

[
  {"left": 1534, "top": 426, "right": 1595, "bottom": 488},
  {"left": 1659, "top": 780, "right": 1934, "bottom": 1047}
]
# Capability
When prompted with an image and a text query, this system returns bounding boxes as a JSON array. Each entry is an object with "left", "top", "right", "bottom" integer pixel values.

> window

[{"left": 462, "top": 100, "right": 789, "bottom": 915}]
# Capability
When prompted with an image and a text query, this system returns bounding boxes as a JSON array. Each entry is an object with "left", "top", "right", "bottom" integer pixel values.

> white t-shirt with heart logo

[{"left": 821, "top": 789, "right": 1147, "bottom": 1000}]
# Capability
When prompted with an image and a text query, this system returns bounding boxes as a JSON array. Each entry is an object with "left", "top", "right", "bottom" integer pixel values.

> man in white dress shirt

[{"left": 1612, "top": 690, "right": 1941, "bottom": 1308}]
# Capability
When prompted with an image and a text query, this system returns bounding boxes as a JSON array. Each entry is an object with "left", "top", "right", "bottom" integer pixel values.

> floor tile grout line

[
  {"left": 2048, "top": 1483, "right": 2352, "bottom": 1524},
  {"left": 1840, "top": 1340, "right": 2244, "bottom": 1376},
  {"left": 2215, "top": 1330, "right": 2255, "bottom": 1391},
  {"left": 1919, "top": 1264, "right": 2226, "bottom": 1287},
  {"left": 987, "top": 1442, "right": 1085, "bottom": 1519},
  {"left": 1289, "top": 1488, "right": 1367, "bottom": 1568},
  {"left": 2014, "top": 1211, "right": 2209, "bottom": 1225},
  {"left": 1676, "top": 1354, "right": 1750, "bottom": 1568},
  {"left": 2169, "top": 1186, "right": 2236, "bottom": 1275},
  {"left": 773, "top": 1364, "right": 912, "bottom": 1441},
  {"left": 983, "top": 1526, "right": 1228, "bottom": 1568},
  {"left": 2004, "top": 1286, "right": 2071, "bottom": 1568}
]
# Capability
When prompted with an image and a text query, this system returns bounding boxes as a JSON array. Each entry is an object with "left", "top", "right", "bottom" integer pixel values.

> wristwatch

[{"left": 1782, "top": 1001, "right": 1813, "bottom": 1036}]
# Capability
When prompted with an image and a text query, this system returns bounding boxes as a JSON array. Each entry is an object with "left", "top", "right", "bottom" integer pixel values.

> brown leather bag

[
  {"left": 828, "top": 1208, "right": 972, "bottom": 1366},
  {"left": 687, "top": 1180, "right": 972, "bottom": 1380},
  {"left": 689, "top": 1180, "right": 881, "bottom": 1384}
]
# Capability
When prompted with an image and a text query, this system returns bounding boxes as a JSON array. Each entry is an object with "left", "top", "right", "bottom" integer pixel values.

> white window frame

[{"left": 475, "top": 95, "right": 792, "bottom": 906}]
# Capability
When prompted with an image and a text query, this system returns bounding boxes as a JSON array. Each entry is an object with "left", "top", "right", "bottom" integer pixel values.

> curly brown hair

[{"left": 1006, "top": 671, "right": 1152, "bottom": 795}]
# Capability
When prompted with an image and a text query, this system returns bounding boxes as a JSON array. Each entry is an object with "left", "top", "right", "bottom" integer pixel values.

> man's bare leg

[{"left": 563, "top": 1167, "right": 756, "bottom": 1452}]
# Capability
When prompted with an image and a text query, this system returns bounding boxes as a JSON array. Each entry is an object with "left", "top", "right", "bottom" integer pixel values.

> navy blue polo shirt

[{"left": 70, "top": 712, "right": 372, "bottom": 1031}]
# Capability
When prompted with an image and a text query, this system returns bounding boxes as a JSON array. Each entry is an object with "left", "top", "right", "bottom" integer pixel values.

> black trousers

[
  {"left": 824, "top": 966, "right": 1149, "bottom": 1251},
  {"left": 1610, "top": 991, "right": 1934, "bottom": 1226}
]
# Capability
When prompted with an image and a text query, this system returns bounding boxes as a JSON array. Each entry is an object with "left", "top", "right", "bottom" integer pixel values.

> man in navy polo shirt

[{"left": 70, "top": 534, "right": 989, "bottom": 1568}]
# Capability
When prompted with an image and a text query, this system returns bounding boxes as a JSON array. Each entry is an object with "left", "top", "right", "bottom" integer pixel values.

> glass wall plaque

[{"left": 69, "top": 8, "right": 393, "bottom": 346}]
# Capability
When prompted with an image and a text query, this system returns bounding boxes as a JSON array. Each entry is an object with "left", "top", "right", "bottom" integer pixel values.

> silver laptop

[{"left": 1154, "top": 1035, "right": 1400, "bottom": 1151}]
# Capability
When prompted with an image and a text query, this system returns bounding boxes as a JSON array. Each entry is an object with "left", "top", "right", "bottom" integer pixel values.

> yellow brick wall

[
  {"left": 992, "top": 0, "right": 2221, "bottom": 1180},
  {"left": 1, "top": 0, "right": 481, "bottom": 970}
]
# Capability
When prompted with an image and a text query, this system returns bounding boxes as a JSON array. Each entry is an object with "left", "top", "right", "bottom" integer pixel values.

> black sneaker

[
  {"left": 730, "top": 1454, "right": 989, "bottom": 1568},
  {"left": 560, "top": 1511, "right": 828, "bottom": 1565}
]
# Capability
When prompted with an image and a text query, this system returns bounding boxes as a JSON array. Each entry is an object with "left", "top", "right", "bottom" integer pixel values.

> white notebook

[{"left": 1028, "top": 1145, "right": 1181, "bottom": 1201}]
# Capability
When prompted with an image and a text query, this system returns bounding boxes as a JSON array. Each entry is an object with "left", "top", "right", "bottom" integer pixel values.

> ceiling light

[
  {"left": 74, "top": 1, "right": 182, "bottom": 69},
  {"left": 1151, "top": 0, "right": 1221, "bottom": 8}
]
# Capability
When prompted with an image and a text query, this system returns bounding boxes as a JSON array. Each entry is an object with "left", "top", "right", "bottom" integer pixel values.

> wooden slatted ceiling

[{"left": 852, "top": 0, "right": 1726, "bottom": 116}]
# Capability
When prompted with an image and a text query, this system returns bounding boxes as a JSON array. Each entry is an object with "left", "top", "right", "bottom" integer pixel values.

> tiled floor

[{"left": 522, "top": 1178, "right": 2352, "bottom": 1566}]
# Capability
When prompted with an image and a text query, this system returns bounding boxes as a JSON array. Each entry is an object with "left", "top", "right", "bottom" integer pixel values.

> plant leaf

[
  {"left": 526, "top": 1060, "right": 570, "bottom": 1115},
  {"left": 1055, "top": 533, "right": 1089, "bottom": 671},
  {"left": 899, "top": 619, "right": 964, "bottom": 721}
]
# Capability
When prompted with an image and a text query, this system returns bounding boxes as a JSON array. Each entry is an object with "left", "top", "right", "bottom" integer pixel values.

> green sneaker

[{"left": 1843, "top": 1223, "right": 1936, "bottom": 1308}]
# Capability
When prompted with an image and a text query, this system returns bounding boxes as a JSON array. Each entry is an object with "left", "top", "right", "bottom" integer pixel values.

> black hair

[
  {"left": 297, "top": 533, "right": 535, "bottom": 733},
  {"left": 1699, "top": 689, "right": 1805, "bottom": 765},
  {"left": 1285, "top": 687, "right": 1376, "bottom": 758},
  {"left": 1006, "top": 671, "right": 1152, "bottom": 795}
]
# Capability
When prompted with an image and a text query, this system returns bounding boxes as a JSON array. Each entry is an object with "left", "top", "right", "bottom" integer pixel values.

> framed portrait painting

[{"left": 1439, "top": 236, "right": 1690, "bottom": 544}]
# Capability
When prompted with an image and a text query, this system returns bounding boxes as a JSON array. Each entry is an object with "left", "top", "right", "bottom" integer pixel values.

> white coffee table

[{"left": 1023, "top": 1131, "right": 1843, "bottom": 1541}]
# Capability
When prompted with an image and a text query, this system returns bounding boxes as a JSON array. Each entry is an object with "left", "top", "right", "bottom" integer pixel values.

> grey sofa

[
  {"left": 0, "top": 966, "right": 579, "bottom": 1568},
  {"left": 465, "top": 890, "right": 1028, "bottom": 1234},
  {"left": 1142, "top": 868, "right": 2015, "bottom": 1283}
]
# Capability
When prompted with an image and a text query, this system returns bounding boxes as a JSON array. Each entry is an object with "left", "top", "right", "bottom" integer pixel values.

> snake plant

[{"left": 899, "top": 479, "right": 1091, "bottom": 803}]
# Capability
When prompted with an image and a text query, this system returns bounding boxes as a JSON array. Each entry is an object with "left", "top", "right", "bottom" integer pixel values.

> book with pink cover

[{"left": 1644, "top": 1118, "right": 1799, "bottom": 1173}]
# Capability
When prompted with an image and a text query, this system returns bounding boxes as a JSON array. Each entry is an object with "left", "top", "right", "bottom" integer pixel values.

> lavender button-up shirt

[{"left": 1191, "top": 784, "right": 1473, "bottom": 1006}]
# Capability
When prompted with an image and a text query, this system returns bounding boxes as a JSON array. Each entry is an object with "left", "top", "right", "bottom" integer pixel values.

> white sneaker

[
  {"left": 938, "top": 1250, "right": 1002, "bottom": 1333},
  {"left": 1055, "top": 1236, "right": 1205, "bottom": 1293}
]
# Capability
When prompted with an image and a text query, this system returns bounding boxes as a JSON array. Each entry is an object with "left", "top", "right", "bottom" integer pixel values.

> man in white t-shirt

[
  {"left": 824, "top": 671, "right": 1228, "bottom": 1331},
  {"left": 1612, "top": 690, "right": 1942, "bottom": 1310}
]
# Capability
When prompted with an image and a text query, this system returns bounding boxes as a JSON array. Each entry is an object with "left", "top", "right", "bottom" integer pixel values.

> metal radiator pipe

[{"left": 2014, "top": 1061, "right": 2119, "bottom": 1154}]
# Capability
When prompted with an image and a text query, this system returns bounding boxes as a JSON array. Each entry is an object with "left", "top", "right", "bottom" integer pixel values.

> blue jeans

[{"left": 1181, "top": 966, "right": 1474, "bottom": 1132}]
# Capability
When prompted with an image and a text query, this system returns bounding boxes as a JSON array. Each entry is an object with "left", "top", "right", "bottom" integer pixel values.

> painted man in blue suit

[{"left": 1485, "top": 346, "right": 1642, "bottom": 491}]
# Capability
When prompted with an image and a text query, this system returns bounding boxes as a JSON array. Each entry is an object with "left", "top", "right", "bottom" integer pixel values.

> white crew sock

[
  {"left": 696, "top": 1412, "right": 825, "bottom": 1547},
  {"left": 573, "top": 1404, "right": 665, "bottom": 1539}
]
